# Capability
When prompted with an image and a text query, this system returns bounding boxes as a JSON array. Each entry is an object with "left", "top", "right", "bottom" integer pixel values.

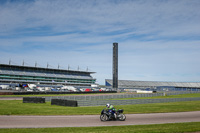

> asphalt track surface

[{"left": 0, "top": 111, "right": 200, "bottom": 128}]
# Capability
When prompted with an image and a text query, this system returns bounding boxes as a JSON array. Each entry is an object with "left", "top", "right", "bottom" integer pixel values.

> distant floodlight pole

[
  {"left": 113, "top": 42, "right": 118, "bottom": 90},
  {"left": 22, "top": 60, "right": 24, "bottom": 66},
  {"left": 68, "top": 65, "right": 70, "bottom": 70},
  {"left": 35, "top": 62, "right": 37, "bottom": 67},
  {"left": 9, "top": 59, "right": 11, "bottom": 65}
]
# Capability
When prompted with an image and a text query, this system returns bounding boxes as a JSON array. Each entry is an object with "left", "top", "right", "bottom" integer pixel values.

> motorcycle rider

[{"left": 106, "top": 103, "right": 116, "bottom": 119}]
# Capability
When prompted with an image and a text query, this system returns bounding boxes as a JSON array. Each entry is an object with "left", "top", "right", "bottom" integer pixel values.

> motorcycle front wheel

[
  {"left": 100, "top": 114, "right": 108, "bottom": 121},
  {"left": 118, "top": 114, "right": 126, "bottom": 121}
]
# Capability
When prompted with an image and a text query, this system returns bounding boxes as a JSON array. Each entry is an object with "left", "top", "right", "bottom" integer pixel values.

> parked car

[
  {"left": 27, "top": 89, "right": 33, "bottom": 92},
  {"left": 51, "top": 88, "right": 59, "bottom": 91},
  {"left": 85, "top": 88, "right": 92, "bottom": 92}
]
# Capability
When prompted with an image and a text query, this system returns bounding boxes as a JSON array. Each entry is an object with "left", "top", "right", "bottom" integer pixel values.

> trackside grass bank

[
  {"left": 0, "top": 100, "right": 200, "bottom": 115},
  {"left": 0, "top": 122, "right": 200, "bottom": 133}
]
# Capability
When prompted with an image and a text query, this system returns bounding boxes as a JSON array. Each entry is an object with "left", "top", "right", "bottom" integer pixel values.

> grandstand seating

[
  {"left": 0, "top": 64, "right": 96, "bottom": 86},
  {"left": 0, "top": 69, "right": 92, "bottom": 79}
]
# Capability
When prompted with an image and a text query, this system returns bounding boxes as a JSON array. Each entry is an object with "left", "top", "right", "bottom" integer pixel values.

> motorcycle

[{"left": 100, "top": 108, "right": 126, "bottom": 121}]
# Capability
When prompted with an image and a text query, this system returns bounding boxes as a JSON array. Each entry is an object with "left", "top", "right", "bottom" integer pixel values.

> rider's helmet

[{"left": 106, "top": 103, "right": 110, "bottom": 108}]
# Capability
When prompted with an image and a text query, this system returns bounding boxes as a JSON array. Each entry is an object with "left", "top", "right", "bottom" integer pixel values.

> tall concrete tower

[{"left": 113, "top": 42, "right": 118, "bottom": 90}]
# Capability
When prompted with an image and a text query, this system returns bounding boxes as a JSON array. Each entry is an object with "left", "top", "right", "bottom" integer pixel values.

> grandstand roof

[
  {"left": 105, "top": 79, "right": 200, "bottom": 88},
  {"left": 0, "top": 64, "right": 95, "bottom": 74}
]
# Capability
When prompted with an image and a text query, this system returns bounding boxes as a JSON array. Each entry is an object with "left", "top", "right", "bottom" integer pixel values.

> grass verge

[
  {"left": 0, "top": 100, "right": 200, "bottom": 115},
  {"left": 0, "top": 122, "right": 200, "bottom": 133}
]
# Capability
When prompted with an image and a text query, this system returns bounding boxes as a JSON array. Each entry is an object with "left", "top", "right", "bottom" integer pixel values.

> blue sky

[{"left": 0, "top": 0, "right": 200, "bottom": 85}]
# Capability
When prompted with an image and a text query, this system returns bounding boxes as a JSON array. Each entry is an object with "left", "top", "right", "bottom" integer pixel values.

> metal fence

[
  {"left": 45, "top": 91, "right": 200, "bottom": 102},
  {"left": 44, "top": 91, "right": 200, "bottom": 106},
  {"left": 45, "top": 93, "right": 164, "bottom": 101},
  {"left": 77, "top": 97, "right": 200, "bottom": 106}
]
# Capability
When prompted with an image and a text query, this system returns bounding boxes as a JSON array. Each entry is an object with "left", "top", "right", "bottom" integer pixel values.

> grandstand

[
  {"left": 105, "top": 79, "right": 200, "bottom": 91},
  {"left": 0, "top": 64, "right": 96, "bottom": 88}
]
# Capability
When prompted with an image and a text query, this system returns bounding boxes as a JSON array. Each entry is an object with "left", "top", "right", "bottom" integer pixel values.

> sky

[{"left": 0, "top": 0, "right": 200, "bottom": 85}]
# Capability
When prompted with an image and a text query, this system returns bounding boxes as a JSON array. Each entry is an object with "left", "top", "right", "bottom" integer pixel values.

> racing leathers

[{"left": 107, "top": 105, "right": 116, "bottom": 119}]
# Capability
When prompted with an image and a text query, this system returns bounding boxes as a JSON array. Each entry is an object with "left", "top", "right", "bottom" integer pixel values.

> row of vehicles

[
  {"left": 0, "top": 84, "right": 113, "bottom": 92},
  {"left": 25, "top": 87, "right": 112, "bottom": 92}
]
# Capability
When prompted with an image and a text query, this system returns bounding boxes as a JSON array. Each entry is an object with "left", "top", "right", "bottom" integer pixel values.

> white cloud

[{"left": 0, "top": 0, "right": 200, "bottom": 84}]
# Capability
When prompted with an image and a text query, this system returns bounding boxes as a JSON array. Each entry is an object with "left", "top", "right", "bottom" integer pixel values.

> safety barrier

[
  {"left": 51, "top": 99, "right": 78, "bottom": 107},
  {"left": 23, "top": 97, "right": 45, "bottom": 103}
]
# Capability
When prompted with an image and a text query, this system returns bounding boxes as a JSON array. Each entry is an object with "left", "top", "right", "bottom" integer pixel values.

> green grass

[
  {"left": 1, "top": 93, "right": 200, "bottom": 132},
  {"left": 0, "top": 122, "right": 200, "bottom": 133},
  {"left": 0, "top": 100, "right": 200, "bottom": 115}
]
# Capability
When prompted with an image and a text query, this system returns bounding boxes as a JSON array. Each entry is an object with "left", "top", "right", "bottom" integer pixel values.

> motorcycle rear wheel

[{"left": 100, "top": 114, "right": 108, "bottom": 121}]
